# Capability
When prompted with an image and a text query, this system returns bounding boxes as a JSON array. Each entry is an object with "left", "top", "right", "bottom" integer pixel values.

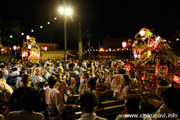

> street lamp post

[
  {"left": 64, "top": 15, "right": 67, "bottom": 61},
  {"left": 59, "top": 7, "right": 72, "bottom": 61}
]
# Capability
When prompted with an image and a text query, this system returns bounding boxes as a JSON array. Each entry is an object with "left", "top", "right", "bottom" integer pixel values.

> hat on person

[
  {"left": 118, "top": 69, "right": 126, "bottom": 74},
  {"left": 35, "top": 64, "right": 41, "bottom": 69}
]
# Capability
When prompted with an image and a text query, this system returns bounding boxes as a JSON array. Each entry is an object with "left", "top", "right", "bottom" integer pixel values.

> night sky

[{"left": 1, "top": 0, "right": 180, "bottom": 50}]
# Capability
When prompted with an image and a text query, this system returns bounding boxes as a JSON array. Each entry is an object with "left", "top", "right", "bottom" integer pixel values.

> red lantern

[
  {"left": 124, "top": 62, "right": 133, "bottom": 72},
  {"left": 122, "top": 41, "right": 127, "bottom": 48},
  {"left": 148, "top": 38, "right": 157, "bottom": 51},
  {"left": 155, "top": 64, "right": 168, "bottom": 78},
  {"left": 173, "top": 74, "right": 180, "bottom": 84}
]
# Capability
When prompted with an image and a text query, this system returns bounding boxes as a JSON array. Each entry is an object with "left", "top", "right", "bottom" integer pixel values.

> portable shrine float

[
  {"left": 21, "top": 36, "right": 41, "bottom": 63},
  {"left": 132, "top": 28, "right": 180, "bottom": 92}
]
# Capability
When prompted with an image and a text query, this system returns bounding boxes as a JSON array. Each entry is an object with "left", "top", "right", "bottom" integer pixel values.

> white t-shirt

[{"left": 6, "top": 111, "right": 44, "bottom": 120}]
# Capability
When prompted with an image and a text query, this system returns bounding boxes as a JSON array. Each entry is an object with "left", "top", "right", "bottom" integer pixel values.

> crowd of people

[{"left": 0, "top": 58, "right": 180, "bottom": 120}]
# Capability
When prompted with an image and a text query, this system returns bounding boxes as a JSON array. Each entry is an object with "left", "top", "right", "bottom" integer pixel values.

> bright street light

[
  {"left": 59, "top": 8, "right": 64, "bottom": 15},
  {"left": 65, "top": 8, "right": 72, "bottom": 15},
  {"left": 58, "top": 6, "right": 73, "bottom": 60},
  {"left": 58, "top": 7, "right": 72, "bottom": 16}
]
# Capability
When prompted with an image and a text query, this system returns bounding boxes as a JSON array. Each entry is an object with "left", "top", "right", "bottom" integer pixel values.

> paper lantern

[
  {"left": 148, "top": 38, "right": 157, "bottom": 51},
  {"left": 26, "top": 35, "right": 30, "bottom": 40},
  {"left": 13, "top": 45, "right": 17, "bottom": 51},
  {"left": 124, "top": 62, "right": 133, "bottom": 72},
  {"left": 28, "top": 44, "right": 32, "bottom": 49},
  {"left": 173, "top": 74, "right": 180, "bottom": 84},
  {"left": 122, "top": 41, "right": 127, "bottom": 48},
  {"left": 44, "top": 46, "right": 47, "bottom": 51},
  {"left": 155, "top": 64, "right": 168, "bottom": 78}
]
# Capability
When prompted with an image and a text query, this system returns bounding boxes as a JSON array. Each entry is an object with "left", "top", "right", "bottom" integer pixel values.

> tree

[{"left": 1, "top": 20, "right": 25, "bottom": 46}]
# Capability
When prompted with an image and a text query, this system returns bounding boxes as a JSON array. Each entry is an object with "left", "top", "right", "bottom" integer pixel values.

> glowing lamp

[
  {"left": 47, "top": 22, "right": 50, "bottom": 24},
  {"left": 142, "top": 74, "right": 145, "bottom": 80},
  {"left": 10, "top": 35, "right": 13, "bottom": 38},
  {"left": 21, "top": 32, "right": 24, "bottom": 36},
  {"left": 13, "top": 45, "right": 17, "bottom": 51},
  {"left": 65, "top": 8, "right": 72, "bottom": 15},
  {"left": 99, "top": 48, "right": 104, "bottom": 52},
  {"left": 134, "top": 54, "right": 137, "bottom": 58},
  {"left": 28, "top": 44, "right": 32, "bottom": 49},
  {"left": 122, "top": 41, "right": 127, "bottom": 48},
  {"left": 44, "top": 46, "right": 47, "bottom": 51},
  {"left": 26, "top": 35, "right": 30, "bottom": 40},
  {"left": 1, "top": 48, "right": 4, "bottom": 52},
  {"left": 40, "top": 26, "right": 43, "bottom": 28},
  {"left": 31, "top": 29, "right": 34, "bottom": 32},
  {"left": 59, "top": 8, "right": 64, "bottom": 15},
  {"left": 37, "top": 54, "right": 40, "bottom": 58},
  {"left": 173, "top": 74, "right": 180, "bottom": 84}
]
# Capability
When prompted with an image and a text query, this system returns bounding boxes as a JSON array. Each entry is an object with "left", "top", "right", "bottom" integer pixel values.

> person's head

[
  {"left": 11, "top": 67, "right": 17, "bottom": 72},
  {"left": 22, "top": 74, "right": 31, "bottom": 87},
  {"left": 78, "top": 61, "right": 82, "bottom": 67},
  {"left": 162, "top": 87, "right": 180, "bottom": 116},
  {"left": 0, "top": 64, "right": 6, "bottom": 75},
  {"left": 108, "top": 69, "right": 114, "bottom": 77},
  {"left": 79, "top": 91, "right": 98, "bottom": 113},
  {"left": 20, "top": 88, "right": 39, "bottom": 111},
  {"left": 118, "top": 69, "right": 126, "bottom": 75},
  {"left": 0, "top": 71, "right": 3, "bottom": 78},
  {"left": 69, "top": 63, "right": 75, "bottom": 70},
  {"left": 125, "top": 97, "right": 141, "bottom": 114},
  {"left": 58, "top": 67, "right": 63, "bottom": 73},
  {"left": 65, "top": 70, "right": 70, "bottom": 78},
  {"left": 88, "top": 78, "right": 97, "bottom": 90},
  {"left": 129, "top": 71, "right": 135, "bottom": 78},
  {"left": 82, "top": 71, "right": 89, "bottom": 80},
  {"left": 48, "top": 75, "right": 57, "bottom": 88},
  {"left": 20, "top": 68, "right": 27, "bottom": 77},
  {"left": 27, "top": 64, "right": 34, "bottom": 74},
  {"left": 121, "top": 75, "right": 131, "bottom": 86},
  {"left": 56, "top": 62, "right": 60, "bottom": 67},
  {"left": 98, "top": 71, "right": 104, "bottom": 79},
  {"left": 35, "top": 68, "right": 41, "bottom": 75}
]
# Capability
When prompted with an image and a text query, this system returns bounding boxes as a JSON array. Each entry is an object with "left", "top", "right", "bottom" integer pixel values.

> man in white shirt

[
  {"left": 0, "top": 71, "right": 13, "bottom": 106},
  {"left": 32, "top": 67, "right": 46, "bottom": 89}
]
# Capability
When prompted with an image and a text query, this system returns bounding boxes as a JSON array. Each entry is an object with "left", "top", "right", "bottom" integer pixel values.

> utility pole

[{"left": 78, "top": 20, "right": 82, "bottom": 59}]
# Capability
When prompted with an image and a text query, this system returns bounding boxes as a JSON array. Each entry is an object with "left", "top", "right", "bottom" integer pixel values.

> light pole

[{"left": 59, "top": 7, "right": 72, "bottom": 60}]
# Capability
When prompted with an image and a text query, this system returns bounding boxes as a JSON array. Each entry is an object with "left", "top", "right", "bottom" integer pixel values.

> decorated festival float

[
  {"left": 131, "top": 28, "right": 180, "bottom": 94},
  {"left": 21, "top": 36, "right": 41, "bottom": 63}
]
